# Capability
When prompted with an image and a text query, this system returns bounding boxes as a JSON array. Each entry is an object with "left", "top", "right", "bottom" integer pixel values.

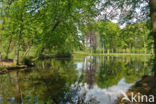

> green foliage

[
  {"left": 21, "top": 56, "right": 34, "bottom": 66},
  {"left": 0, "top": 0, "right": 154, "bottom": 62},
  {"left": 121, "top": 21, "right": 152, "bottom": 53},
  {"left": 0, "top": 0, "right": 99, "bottom": 61},
  {"left": 81, "top": 20, "right": 153, "bottom": 54},
  {"left": 97, "top": 20, "right": 121, "bottom": 51},
  {"left": 56, "top": 50, "right": 72, "bottom": 58}
]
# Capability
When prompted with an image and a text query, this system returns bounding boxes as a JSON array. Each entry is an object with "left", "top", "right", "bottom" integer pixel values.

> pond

[{"left": 0, "top": 56, "right": 153, "bottom": 104}]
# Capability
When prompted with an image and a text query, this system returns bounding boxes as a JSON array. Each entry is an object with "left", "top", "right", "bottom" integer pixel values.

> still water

[{"left": 0, "top": 56, "right": 153, "bottom": 104}]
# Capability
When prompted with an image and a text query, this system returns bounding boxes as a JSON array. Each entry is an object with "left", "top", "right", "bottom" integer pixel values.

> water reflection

[
  {"left": 84, "top": 56, "right": 97, "bottom": 89},
  {"left": 0, "top": 56, "right": 153, "bottom": 104},
  {"left": 75, "top": 56, "right": 152, "bottom": 104},
  {"left": 75, "top": 79, "right": 133, "bottom": 104}
]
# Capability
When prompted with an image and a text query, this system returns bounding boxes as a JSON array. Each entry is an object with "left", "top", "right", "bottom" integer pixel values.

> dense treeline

[{"left": 82, "top": 20, "right": 153, "bottom": 54}]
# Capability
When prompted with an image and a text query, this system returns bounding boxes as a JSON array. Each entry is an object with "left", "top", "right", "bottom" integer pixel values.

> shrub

[{"left": 22, "top": 56, "right": 34, "bottom": 66}]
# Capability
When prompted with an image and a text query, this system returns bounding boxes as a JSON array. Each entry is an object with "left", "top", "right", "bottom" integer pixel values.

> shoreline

[{"left": 73, "top": 52, "right": 153, "bottom": 56}]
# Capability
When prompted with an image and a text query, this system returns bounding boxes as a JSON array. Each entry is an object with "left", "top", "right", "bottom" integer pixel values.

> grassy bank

[{"left": 73, "top": 52, "right": 153, "bottom": 57}]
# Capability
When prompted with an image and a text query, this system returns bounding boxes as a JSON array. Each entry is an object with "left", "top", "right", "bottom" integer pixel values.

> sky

[
  {"left": 96, "top": 0, "right": 149, "bottom": 29},
  {"left": 0, "top": 2, "right": 2, "bottom": 8}
]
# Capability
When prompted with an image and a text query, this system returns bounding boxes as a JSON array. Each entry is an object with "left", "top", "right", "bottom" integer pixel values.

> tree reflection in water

[
  {"left": 0, "top": 56, "right": 153, "bottom": 104},
  {"left": 84, "top": 56, "right": 97, "bottom": 89},
  {"left": 14, "top": 71, "right": 23, "bottom": 104}
]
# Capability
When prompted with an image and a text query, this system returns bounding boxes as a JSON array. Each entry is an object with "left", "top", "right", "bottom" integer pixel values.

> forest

[
  {"left": 0, "top": 0, "right": 156, "bottom": 104},
  {"left": 0, "top": 0, "right": 155, "bottom": 65}
]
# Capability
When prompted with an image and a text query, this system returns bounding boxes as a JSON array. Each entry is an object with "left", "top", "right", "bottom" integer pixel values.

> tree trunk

[
  {"left": 39, "top": 47, "right": 45, "bottom": 59},
  {"left": 103, "top": 44, "right": 104, "bottom": 54},
  {"left": 14, "top": 27, "right": 21, "bottom": 65},
  {"left": 6, "top": 36, "right": 12, "bottom": 60},
  {"left": 0, "top": 52, "right": 1, "bottom": 61},
  {"left": 129, "top": 42, "right": 132, "bottom": 53},
  {"left": 112, "top": 48, "right": 114, "bottom": 53},
  {"left": 15, "top": 72, "right": 23, "bottom": 104},
  {"left": 152, "top": 44, "right": 154, "bottom": 54},
  {"left": 23, "top": 45, "right": 31, "bottom": 57},
  {"left": 143, "top": 36, "right": 146, "bottom": 54},
  {"left": 107, "top": 49, "right": 110, "bottom": 54},
  {"left": 124, "top": 48, "right": 126, "bottom": 53},
  {"left": 149, "top": 0, "right": 156, "bottom": 77},
  {"left": 93, "top": 46, "right": 96, "bottom": 53}
]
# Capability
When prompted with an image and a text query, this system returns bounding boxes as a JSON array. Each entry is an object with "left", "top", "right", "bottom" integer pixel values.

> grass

[{"left": 73, "top": 51, "right": 153, "bottom": 57}]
